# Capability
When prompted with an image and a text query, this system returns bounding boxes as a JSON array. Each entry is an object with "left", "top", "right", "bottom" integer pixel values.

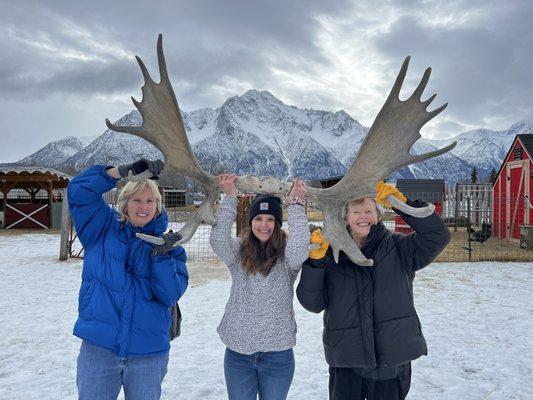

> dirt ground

[{"left": 187, "top": 259, "right": 230, "bottom": 287}]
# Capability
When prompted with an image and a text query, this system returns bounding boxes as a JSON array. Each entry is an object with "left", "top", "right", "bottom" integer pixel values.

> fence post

[
  {"left": 465, "top": 196, "right": 472, "bottom": 261},
  {"left": 454, "top": 182, "right": 459, "bottom": 232},
  {"left": 59, "top": 187, "right": 70, "bottom": 261}
]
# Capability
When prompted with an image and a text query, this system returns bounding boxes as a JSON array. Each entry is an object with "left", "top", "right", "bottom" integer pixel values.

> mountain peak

[
  {"left": 16, "top": 136, "right": 86, "bottom": 167},
  {"left": 240, "top": 89, "right": 280, "bottom": 103}
]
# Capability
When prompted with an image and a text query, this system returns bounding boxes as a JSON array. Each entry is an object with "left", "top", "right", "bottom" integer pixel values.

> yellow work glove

[
  {"left": 309, "top": 228, "right": 329, "bottom": 260},
  {"left": 375, "top": 181, "right": 407, "bottom": 208}
]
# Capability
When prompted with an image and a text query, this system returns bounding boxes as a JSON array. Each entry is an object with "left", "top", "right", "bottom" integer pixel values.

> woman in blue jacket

[{"left": 68, "top": 159, "right": 189, "bottom": 400}]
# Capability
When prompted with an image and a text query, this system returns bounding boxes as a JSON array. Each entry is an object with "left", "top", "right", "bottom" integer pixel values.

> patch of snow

[{"left": 0, "top": 233, "right": 531, "bottom": 399}]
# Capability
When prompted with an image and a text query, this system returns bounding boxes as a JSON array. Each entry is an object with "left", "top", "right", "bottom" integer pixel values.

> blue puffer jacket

[{"left": 68, "top": 166, "right": 188, "bottom": 357}]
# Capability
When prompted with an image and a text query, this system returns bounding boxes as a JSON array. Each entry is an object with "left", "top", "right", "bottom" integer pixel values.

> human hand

[
  {"left": 309, "top": 228, "right": 329, "bottom": 260},
  {"left": 151, "top": 230, "right": 182, "bottom": 256},
  {"left": 375, "top": 180, "right": 407, "bottom": 208},
  {"left": 287, "top": 178, "right": 307, "bottom": 205},
  {"left": 217, "top": 174, "right": 238, "bottom": 196},
  {"left": 118, "top": 158, "right": 164, "bottom": 180}
]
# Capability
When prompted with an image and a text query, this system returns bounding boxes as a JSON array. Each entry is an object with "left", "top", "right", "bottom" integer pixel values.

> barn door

[
  {"left": 506, "top": 161, "right": 528, "bottom": 239},
  {"left": 5, "top": 203, "right": 49, "bottom": 229}
]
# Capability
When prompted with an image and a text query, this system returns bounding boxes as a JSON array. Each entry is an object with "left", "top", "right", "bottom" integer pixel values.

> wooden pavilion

[{"left": 0, "top": 166, "right": 70, "bottom": 229}]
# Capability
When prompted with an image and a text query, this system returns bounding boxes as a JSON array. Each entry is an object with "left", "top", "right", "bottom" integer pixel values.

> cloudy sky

[{"left": 1, "top": 0, "right": 531, "bottom": 163}]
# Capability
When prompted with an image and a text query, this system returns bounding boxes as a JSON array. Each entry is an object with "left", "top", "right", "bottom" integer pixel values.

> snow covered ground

[{"left": 0, "top": 233, "right": 531, "bottom": 399}]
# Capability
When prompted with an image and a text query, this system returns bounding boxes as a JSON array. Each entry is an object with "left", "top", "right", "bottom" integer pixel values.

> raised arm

[
  {"left": 284, "top": 179, "right": 310, "bottom": 271},
  {"left": 393, "top": 199, "right": 451, "bottom": 271},
  {"left": 68, "top": 166, "right": 119, "bottom": 249},
  {"left": 209, "top": 174, "right": 241, "bottom": 268}
]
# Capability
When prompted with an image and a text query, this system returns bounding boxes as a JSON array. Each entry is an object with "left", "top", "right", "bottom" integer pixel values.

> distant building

[{"left": 492, "top": 134, "right": 533, "bottom": 240}]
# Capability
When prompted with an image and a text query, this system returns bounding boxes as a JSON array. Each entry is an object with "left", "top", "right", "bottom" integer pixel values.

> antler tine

[
  {"left": 105, "top": 119, "right": 143, "bottom": 136},
  {"left": 388, "top": 56, "right": 410, "bottom": 100},
  {"left": 411, "top": 67, "right": 431, "bottom": 100},
  {"left": 423, "top": 93, "right": 437, "bottom": 107},
  {"left": 135, "top": 55, "right": 157, "bottom": 87},
  {"left": 425, "top": 102, "right": 448, "bottom": 123},
  {"left": 400, "top": 140, "right": 457, "bottom": 171},
  {"left": 156, "top": 34, "right": 170, "bottom": 84}
]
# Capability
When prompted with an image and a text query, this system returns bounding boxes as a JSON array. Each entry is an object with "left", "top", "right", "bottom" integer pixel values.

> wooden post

[
  {"left": 236, "top": 194, "right": 251, "bottom": 237},
  {"left": 1, "top": 183, "right": 15, "bottom": 229},
  {"left": 1, "top": 188, "right": 7, "bottom": 229},
  {"left": 59, "top": 188, "right": 70, "bottom": 261},
  {"left": 48, "top": 181, "right": 53, "bottom": 228}
]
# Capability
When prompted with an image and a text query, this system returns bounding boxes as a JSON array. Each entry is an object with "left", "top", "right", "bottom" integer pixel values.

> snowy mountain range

[{"left": 11, "top": 89, "right": 533, "bottom": 184}]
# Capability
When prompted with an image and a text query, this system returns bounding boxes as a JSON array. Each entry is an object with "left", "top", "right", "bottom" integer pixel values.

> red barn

[
  {"left": 492, "top": 134, "right": 533, "bottom": 239},
  {"left": 394, "top": 179, "right": 445, "bottom": 233}
]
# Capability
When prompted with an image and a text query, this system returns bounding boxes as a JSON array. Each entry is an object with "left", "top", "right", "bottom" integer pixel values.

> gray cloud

[
  {"left": 372, "top": 1, "right": 533, "bottom": 130},
  {"left": 0, "top": 0, "right": 351, "bottom": 102},
  {"left": 0, "top": 0, "right": 531, "bottom": 162}
]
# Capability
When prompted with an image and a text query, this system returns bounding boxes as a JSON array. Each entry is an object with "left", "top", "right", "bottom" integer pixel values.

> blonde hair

[
  {"left": 342, "top": 197, "right": 383, "bottom": 223},
  {"left": 116, "top": 180, "right": 162, "bottom": 222}
]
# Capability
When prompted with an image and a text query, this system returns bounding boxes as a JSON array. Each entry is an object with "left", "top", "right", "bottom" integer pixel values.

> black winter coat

[{"left": 296, "top": 201, "right": 450, "bottom": 369}]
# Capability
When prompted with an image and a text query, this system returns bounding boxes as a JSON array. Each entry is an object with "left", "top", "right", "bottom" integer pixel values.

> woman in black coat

[{"left": 296, "top": 182, "right": 450, "bottom": 400}]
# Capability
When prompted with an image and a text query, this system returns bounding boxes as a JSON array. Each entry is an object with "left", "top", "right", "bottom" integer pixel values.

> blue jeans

[
  {"left": 224, "top": 347, "right": 295, "bottom": 400},
  {"left": 76, "top": 341, "right": 169, "bottom": 400}
]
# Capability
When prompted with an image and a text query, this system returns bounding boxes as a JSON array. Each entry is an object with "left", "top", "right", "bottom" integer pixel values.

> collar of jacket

[
  {"left": 329, "top": 222, "right": 389, "bottom": 266},
  {"left": 360, "top": 221, "right": 389, "bottom": 259}
]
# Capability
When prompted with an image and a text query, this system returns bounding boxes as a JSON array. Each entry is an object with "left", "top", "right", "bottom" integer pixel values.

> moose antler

[
  {"left": 304, "top": 57, "right": 456, "bottom": 265},
  {"left": 106, "top": 34, "right": 456, "bottom": 266}
]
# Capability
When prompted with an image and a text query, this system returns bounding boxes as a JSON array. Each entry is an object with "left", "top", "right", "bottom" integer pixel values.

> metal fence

[
  {"left": 69, "top": 188, "right": 533, "bottom": 262},
  {"left": 396, "top": 187, "right": 533, "bottom": 262}
]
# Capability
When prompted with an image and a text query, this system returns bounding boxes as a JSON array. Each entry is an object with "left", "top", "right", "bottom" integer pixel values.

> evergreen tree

[
  {"left": 489, "top": 168, "right": 497, "bottom": 183},
  {"left": 471, "top": 167, "right": 478, "bottom": 184}
]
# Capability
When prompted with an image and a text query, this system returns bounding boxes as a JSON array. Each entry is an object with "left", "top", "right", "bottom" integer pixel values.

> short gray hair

[{"left": 116, "top": 179, "right": 162, "bottom": 222}]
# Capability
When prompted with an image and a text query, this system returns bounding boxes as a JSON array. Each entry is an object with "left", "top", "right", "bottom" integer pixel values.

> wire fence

[{"left": 69, "top": 188, "right": 533, "bottom": 262}]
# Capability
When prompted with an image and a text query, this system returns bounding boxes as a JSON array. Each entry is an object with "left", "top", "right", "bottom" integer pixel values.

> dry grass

[
  {"left": 0, "top": 228, "right": 60, "bottom": 236},
  {"left": 436, "top": 227, "right": 533, "bottom": 262},
  {"left": 294, "top": 209, "right": 533, "bottom": 262},
  {"left": 298, "top": 209, "right": 533, "bottom": 262},
  {"left": 3, "top": 220, "right": 533, "bottom": 263}
]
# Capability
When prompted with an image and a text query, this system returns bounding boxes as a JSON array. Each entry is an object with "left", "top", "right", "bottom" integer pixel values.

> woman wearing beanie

[{"left": 210, "top": 174, "right": 309, "bottom": 400}]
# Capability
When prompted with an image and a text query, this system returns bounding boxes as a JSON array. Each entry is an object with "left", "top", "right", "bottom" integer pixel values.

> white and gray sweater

[{"left": 210, "top": 195, "right": 310, "bottom": 355}]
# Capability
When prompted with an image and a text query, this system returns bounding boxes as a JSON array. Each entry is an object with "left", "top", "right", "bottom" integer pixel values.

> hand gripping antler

[{"left": 106, "top": 35, "right": 456, "bottom": 266}]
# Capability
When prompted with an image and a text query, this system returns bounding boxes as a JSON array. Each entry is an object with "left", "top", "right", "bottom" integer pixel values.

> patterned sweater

[{"left": 209, "top": 195, "right": 310, "bottom": 355}]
